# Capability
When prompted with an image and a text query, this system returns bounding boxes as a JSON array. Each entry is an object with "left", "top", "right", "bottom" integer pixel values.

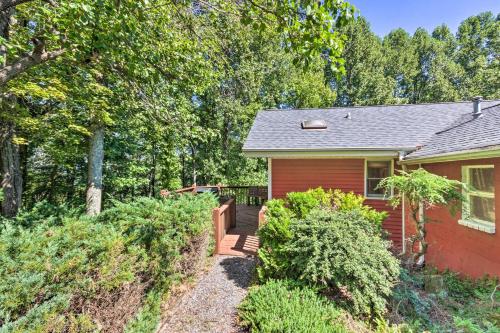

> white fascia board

[
  {"left": 243, "top": 149, "right": 405, "bottom": 158},
  {"left": 401, "top": 146, "right": 500, "bottom": 165}
]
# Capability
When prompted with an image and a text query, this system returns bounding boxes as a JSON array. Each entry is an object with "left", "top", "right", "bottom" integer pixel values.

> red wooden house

[{"left": 243, "top": 98, "right": 500, "bottom": 278}]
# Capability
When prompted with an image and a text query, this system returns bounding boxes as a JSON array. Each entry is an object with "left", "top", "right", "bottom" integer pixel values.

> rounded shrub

[
  {"left": 257, "top": 199, "right": 294, "bottom": 280},
  {"left": 286, "top": 191, "right": 322, "bottom": 219},
  {"left": 283, "top": 209, "right": 400, "bottom": 317},
  {"left": 239, "top": 279, "right": 349, "bottom": 333}
]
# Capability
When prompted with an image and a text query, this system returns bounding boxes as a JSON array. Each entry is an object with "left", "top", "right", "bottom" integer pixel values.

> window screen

[
  {"left": 464, "top": 166, "right": 495, "bottom": 225},
  {"left": 366, "top": 161, "right": 391, "bottom": 197}
]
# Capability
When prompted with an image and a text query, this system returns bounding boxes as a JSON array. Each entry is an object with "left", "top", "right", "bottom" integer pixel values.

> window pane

[
  {"left": 469, "top": 168, "right": 494, "bottom": 193},
  {"left": 470, "top": 195, "right": 495, "bottom": 223},
  {"left": 367, "top": 179, "right": 384, "bottom": 196},
  {"left": 367, "top": 161, "right": 390, "bottom": 178}
]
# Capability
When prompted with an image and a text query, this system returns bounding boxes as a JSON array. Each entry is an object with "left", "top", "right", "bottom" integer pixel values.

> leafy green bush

[
  {"left": 239, "top": 280, "right": 350, "bottom": 333},
  {"left": 1, "top": 200, "right": 83, "bottom": 228},
  {"left": 266, "top": 188, "right": 386, "bottom": 232},
  {"left": 389, "top": 269, "right": 500, "bottom": 333},
  {"left": 283, "top": 209, "right": 400, "bottom": 317},
  {"left": 286, "top": 190, "right": 322, "bottom": 219},
  {"left": 97, "top": 193, "right": 217, "bottom": 283},
  {"left": 331, "top": 190, "right": 387, "bottom": 230},
  {"left": 257, "top": 189, "right": 394, "bottom": 315},
  {"left": 0, "top": 194, "right": 217, "bottom": 332},
  {"left": 257, "top": 199, "right": 293, "bottom": 280}
]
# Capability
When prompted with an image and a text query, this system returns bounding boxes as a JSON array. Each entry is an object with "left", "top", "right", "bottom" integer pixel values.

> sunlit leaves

[{"left": 240, "top": 0, "right": 356, "bottom": 73}]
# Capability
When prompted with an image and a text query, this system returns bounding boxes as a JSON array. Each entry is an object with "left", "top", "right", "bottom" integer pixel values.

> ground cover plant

[
  {"left": 0, "top": 193, "right": 217, "bottom": 332},
  {"left": 239, "top": 279, "right": 351, "bottom": 333},
  {"left": 390, "top": 269, "right": 500, "bottom": 333}
]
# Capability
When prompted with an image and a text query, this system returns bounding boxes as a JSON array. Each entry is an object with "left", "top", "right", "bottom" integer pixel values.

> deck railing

[
  {"left": 219, "top": 186, "right": 267, "bottom": 205},
  {"left": 162, "top": 185, "right": 267, "bottom": 206},
  {"left": 161, "top": 185, "right": 265, "bottom": 254},
  {"left": 212, "top": 198, "right": 236, "bottom": 254}
]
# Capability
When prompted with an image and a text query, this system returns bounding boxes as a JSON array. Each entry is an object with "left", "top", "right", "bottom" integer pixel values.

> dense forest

[{"left": 0, "top": 1, "right": 499, "bottom": 217}]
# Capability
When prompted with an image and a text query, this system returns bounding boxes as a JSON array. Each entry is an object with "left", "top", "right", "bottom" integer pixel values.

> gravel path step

[{"left": 157, "top": 255, "right": 256, "bottom": 333}]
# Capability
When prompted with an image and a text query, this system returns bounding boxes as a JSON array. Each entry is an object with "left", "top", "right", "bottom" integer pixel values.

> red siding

[
  {"left": 271, "top": 158, "right": 402, "bottom": 248},
  {"left": 419, "top": 158, "right": 500, "bottom": 278}
]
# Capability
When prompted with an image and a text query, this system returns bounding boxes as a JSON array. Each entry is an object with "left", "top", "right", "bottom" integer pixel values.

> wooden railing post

[
  {"left": 212, "top": 207, "right": 221, "bottom": 254},
  {"left": 230, "top": 199, "right": 236, "bottom": 228}
]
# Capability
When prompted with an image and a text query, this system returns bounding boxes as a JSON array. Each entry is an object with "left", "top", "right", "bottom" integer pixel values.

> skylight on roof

[{"left": 301, "top": 119, "right": 327, "bottom": 129}]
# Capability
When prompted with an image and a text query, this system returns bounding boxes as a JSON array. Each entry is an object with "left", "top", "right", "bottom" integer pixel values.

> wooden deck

[{"left": 219, "top": 205, "right": 260, "bottom": 256}]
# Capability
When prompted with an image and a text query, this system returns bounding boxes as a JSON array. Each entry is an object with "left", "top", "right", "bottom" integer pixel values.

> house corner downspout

[
  {"left": 399, "top": 151, "right": 407, "bottom": 255},
  {"left": 267, "top": 158, "right": 272, "bottom": 200}
]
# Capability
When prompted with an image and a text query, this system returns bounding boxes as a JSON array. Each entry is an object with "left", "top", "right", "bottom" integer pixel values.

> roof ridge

[
  {"left": 262, "top": 99, "right": 500, "bottom": 112},
  {"left": 434, "top": 102, "right": 500, "bottom": 135},
  {"left": 481, "top": 102, "right": 500, "bottom": 111}
]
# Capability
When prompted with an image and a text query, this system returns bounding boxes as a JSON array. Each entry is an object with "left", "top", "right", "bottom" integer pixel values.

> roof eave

[
  {"left": 401, "top": 145, "right": 500, "bottom": 165},
  {"left": 243, "top": 147, "right": 415, "bottom": 158}
]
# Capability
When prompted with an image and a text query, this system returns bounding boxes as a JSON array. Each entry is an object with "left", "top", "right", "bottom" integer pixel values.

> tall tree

[
  {"left": 382, "top": 28, "right": 418, "bottom": 103},
  {"left": 1, "top": 0, "right": 355, "bottom": 216},
  {"left": 190, "top": 11, "right": 337, "bottom": 186},
  {"left": 456, "top": 12, "right": 500, "bottom": 99},
  {"left": 334, "top": 17, "right": 395, "bottom": 106}
]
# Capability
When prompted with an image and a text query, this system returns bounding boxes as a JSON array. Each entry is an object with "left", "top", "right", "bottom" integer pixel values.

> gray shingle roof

[
  {"left": 243, "top": 101, "right": 500, "bottom": 152},
  {"left": 405, "top": 103, "right": 500, "bottom": 159}
]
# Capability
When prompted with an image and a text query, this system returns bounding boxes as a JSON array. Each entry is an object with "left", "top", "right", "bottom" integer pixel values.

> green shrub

[
  {"left": 283, "top": 209, "right": 400, "bottom": 317},
  {"left": 0, "top": 200, "right": 83, "bottom": 228},
  {"left": 331, "top": 190, "right": 387, "bottom": 231},
  {"left": 265, "top": 188, "right": 386, "bottom": 232},
  {"left": 0, "top": 217, "right": 141, "bottom": 332},
  {"left": 286, "top": 191, "right": 322, "bottom": 219},
  {"left": 97, "top": 193, "right": 217, "bottom": 283},
  {"left": 389, "top": 269, "right": 434, "bottom": 331},
  {"left": 257, "top": 199, "right": 293, "bottom": 280},
  {"left": 239, "top": 280, "right": 350, "bottom": 333},
  {"left": 257, "top": 189, "right": 393, "bottom": 313},
  {"left": 0, "top": 194, "right": 217, "bottom": 332}
]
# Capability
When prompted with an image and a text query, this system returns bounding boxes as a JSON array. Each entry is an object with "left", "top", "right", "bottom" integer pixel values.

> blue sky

[{"left": 351, "top": 0, "right": 500, "bottom": 37}]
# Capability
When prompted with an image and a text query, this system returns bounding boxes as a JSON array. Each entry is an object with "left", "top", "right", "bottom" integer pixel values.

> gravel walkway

[{"left": 157, "top": 255, "right": 256, "bottom": 333}]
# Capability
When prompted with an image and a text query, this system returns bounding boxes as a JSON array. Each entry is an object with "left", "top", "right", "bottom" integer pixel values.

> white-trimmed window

[
  {"left": 365, "top": 160, "right": 392, "bottom": 198},
  {"left": 460, "top": 165, "right": 496, "bottom": 233}
]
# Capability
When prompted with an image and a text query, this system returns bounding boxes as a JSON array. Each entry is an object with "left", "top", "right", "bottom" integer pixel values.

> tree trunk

[
  {"left": 86, "top": 125, "right": 104, "bottom": 216},
  {"left": 1, "top": 122, "right": 22, "bottom": 217},
  {"left": 181, "top": 152, "right": 186, "bottom": 187},
  {"left": 415, "top": 203, "right": 427, "bottom": 264},
  {"left": 0, "top": 7, "right": 13, "bottom": 68},
  {"left": 190, "top": 144, "right": 196, "bottom": 186},
  {"left": 408, "top": 203, "right": 427, "bottom": 266},
  {"left": 0, "top": 0, "right": 22, "bottom": 217},
  {"left": 148, "top": 144, "right": 156, "bottom": 197}
]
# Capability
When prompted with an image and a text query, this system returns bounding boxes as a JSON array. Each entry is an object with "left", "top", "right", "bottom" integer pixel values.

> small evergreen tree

[{"left": 378, "top": 168, "right": 463, "bottom": 265}]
